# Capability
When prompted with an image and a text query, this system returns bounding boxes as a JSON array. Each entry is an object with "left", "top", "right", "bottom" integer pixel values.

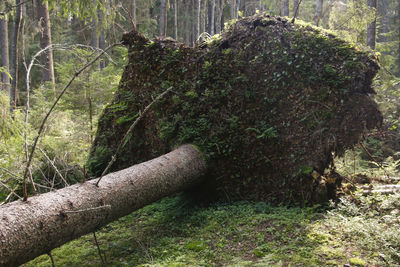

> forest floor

[{"left": 24, "top": 182, "right": 399, "bottom": 267}]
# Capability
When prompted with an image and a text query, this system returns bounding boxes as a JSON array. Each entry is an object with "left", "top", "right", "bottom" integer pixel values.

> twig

[
  {"left": 0, "top": 0, "right": 30, "bottom": 16},
  {"left": 62, "top": 205, "right": 111, "bottom": 214},
  {"left": 93, "top": 232, "right": 106, "bottom": 264},
  {"left": 0, "top": 166, "right": 22, "bottom": 181},
  {"left": 291, "top": 0, "right": 303, "bottom": 23},
  {"left": 38, "top": 147, "right": 69, "bottom": 187},
  {"left": 22, "top": 42, "right": 122, "bottom": 201},
  {"left": 0, "top": 181, "right": 21, "bottom": 200},
  {"left": 358, "top": 142, "right": 390, "bottom": 179},
  {"left": 121, "top": 5, "right": 136, "bottom": 31},
  {"left": 95, "top": 86, "right": 173, "bottom": 186},
  {"left": 47, "top": 251, "right": 56, "bottom": 267}
]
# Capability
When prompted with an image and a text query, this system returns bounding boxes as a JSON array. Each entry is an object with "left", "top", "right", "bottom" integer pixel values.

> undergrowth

[{"left": 24, "top": 191, "right": 399, "bottom": 266}]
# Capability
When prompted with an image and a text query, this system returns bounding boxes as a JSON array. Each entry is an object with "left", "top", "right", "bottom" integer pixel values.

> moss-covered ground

[{"left": 24, "top": 190, "right": 399, "bottom": 266}]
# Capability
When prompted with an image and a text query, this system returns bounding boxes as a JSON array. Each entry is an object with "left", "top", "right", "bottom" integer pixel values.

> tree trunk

[
  {"left": 184, "top": 0, "right": 190, "bottom": 45},
  {"left": 0, "top": 145, "right": 207, "bottom": 266},
  {"left": 282, "top": 0, "right": 289, "bottom": 16},
  {"left": 367, "top": 0, "right": 377, "bottom": 49},
  {"left": 215, "top": 0, "right": 221, "bottom": 33},
  {"left": 210, "top": 0, "right": 215, "bottom": 35},
  {"left": 377, "top": 0, "right": 388, "bottom": 43},
  {"left": 196, "top": 0, "right": 201, "bottom": 40},
  {"left": 0, "top": 14, "right": 10, "bottom": 93},
  {"left": 293, "top": 0, "right": 299, "bottom": 17},
  {"left": 10, "top": 0, "right": 22, "bottom": 111},
  {"left": 174, "top": 0, "right": 178, "bottom": 40},
  {"left": 314, "top": 0, "right": 323, "bottom": 26},
  {"left": 159, "top": 0, "right": 167, "bottom": 37},
  {"left": 36, "top": 0, "right": 55, "bottom": 90}
]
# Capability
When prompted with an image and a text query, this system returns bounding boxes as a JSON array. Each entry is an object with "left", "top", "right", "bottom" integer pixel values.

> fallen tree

[{"left": 0, "top": 145, "right": 206, "bottom": 266}]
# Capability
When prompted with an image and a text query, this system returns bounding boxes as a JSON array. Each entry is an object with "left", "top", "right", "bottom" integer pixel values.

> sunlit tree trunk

[
  {"left": 184, "top": 0, "right": 190, "bottom": 45},
  {"left": 314, "top": 0, "right": 323, "bottom": 26},
  {"left": 36, "top": 0, "right": 55, "bottom": 90},
  {"left": 367, "top": 0, "right": 377, "bottom": 49},
  {"left": 0, "top": 13, "right": 10, "bottom": 93},
  {"left": 10, "top": 0, "right": 22, "bottom": 111},
  {"left": 201, "top": 0, "right": 206, "bottom": 35},
  {"left": 0, "top": 145, "right": 207, "bottom": 266}
]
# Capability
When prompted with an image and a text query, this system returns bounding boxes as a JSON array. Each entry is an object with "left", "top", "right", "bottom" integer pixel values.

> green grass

[{"left": 24, "top": 192, "right": 400, "bottom": 266}]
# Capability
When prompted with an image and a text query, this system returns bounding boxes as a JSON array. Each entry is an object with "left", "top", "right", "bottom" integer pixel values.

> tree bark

[
  {"left": 314, "top": 0, "right": 323, "bottom": 26},
  {"left": 367, "top": 0, "right": 377, "bottom": 49},
  {"left": 159, "top": 0, "right": 167, "bottom": 37},
  {"left": 210, "top": 0, "right": 215, "bottom": 35},
  {"left": 293, "top": 0, "right": 299, "bottom": 16},
  {"left": 282, "top": 0, "right": 289, "bottom": 16},
  {"left": 174, "top": 0, "right": 178, "bottom": 40},
  {"left": 10, "top": 0, "right": 22, "bottom": 111},
  {"left": 377, "top": 0, "right": 388, "bottom": 43},
  {"left": 0, "top": 14, "right": 10, "bottom": 93},
  {"left": 196, "top": 0, "right": 201, "bottom": 40},
  {"left": 36, "top": 0, "right": 55, "bottom": 90},
  {"left": 0, "top": 145, "right": 207, "bottom": 266}
]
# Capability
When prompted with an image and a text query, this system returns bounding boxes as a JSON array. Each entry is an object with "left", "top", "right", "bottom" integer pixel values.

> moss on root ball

[{"left": 87, "top": 13, "right": 381, "bottom": 204}]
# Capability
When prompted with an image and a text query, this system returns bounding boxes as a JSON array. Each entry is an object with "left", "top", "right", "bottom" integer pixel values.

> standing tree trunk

[
  {"left": 215, "top": 0, "right": 221, "bottom": 33},
  {"left": 196, "top": 0, "right": 201, "bottom": 40},
  {"left": 314, "top": 0, "right": 323, "bottom": 26},
  {"left": 293, "top": 0, "right": 299, "bottom": 16},
  {"left": 367, "top": 0, "right": 377, "bottom": 49},
  {"left": 131, "top": 0, "right": 137, "bottom": 23},
  {"left": 159, "top": 0, "right": 167, "bottom": 37},
  {"left": 36, "top": 0, "right": 55, "bottom": 90},
  {"left": 184, "top": 0, "right": 190, "bottom": 45},
  {"left": 201, "top": 0, "right": 206, "bottom": 35},
  {"left": 0, "top": 145, "right": 207, "bottom": 266},
  {"left": 174, "top": 0, "right": 178, "bottom": 39},
  {"left": 210, "top": 0, "right": 215, "bottom": 35},
  {"left": 0, "top": 14, "right": 10, "bottom": 93},
  {"left": 282, "top": 0, "right": 289, "bottom": 16},
  {"left": 377, "top": 0, "right": 388, "bottom": 43},
  {"left": 10, "top": 0, "right": 22, "bottom": 111}
]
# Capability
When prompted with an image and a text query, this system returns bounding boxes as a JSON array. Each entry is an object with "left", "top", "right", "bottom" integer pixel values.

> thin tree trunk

[
  {"left": 36, "top": 0, "right": 55, "bottom": 90},
  {"left": 215, "top": 0, "right": 221, "bottom": 33},
  {"left": 196, "top": 0, "right": 201, "bottom": 40},
  {"left": 202, "top": 0, "right": 206, "bottom": 34},
  {"left": 0, "top": 145, "right": 207, "bottom": 266},
  {"left": 282, "top": 0, "right": 289, "bottom": 16},
  {"left": 131, "top": 0, "right": 137, "bottom": 22},
  {"left": 377, "top": 0, "right": 388, "bottom": 42},
  {"left": 398, "top": 0, "right": 400, "bottom": 76},
  {"left": 159, "top": 0, "right": 167, "bottom": 37},
  {"left": 367, "top": 0, "right": 377, "bottom": 49},
  {"left": 0, "top": 14, "right": 10, "bottom": 93},
  {"left": 10, "top": 0, "right": 22, "bottom": 111},
  {"left": 293, "top": 0, "right": 299, "bottom": 16},
  {"left": 184, "top": 0, "right": 190, "bottom": 45},
  {"left": 210, "top": 0, "right": 215, "bottom": 35},
  {"left": 314, "top": 0, "right": 323, "bottom": 26},
  {"left": 174, "top": 0, "right": 178, "bottom": 39}
]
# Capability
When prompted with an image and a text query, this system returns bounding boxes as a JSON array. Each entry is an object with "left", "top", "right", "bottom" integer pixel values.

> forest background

[
  {"left": 0, "top": 0, "right": 399, "bottom": 207},
  {"left": 0, "top": 0, "right": 400, "bottom": 266}
]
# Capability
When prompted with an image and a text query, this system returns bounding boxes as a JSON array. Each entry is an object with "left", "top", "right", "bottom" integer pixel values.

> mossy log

[
  {"left": 88, "top": 13, "right": 382, "bottom": 203},
  {"left": 0, "top": 145, "right": 206, "bottom": 266}
]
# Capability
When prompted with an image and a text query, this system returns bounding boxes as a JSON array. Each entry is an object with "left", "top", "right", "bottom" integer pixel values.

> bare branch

[
  {"left": 0, "top": 181, "right": 22, "bottom": 200},
  {"left": 95, "top": 86, "right": 173, "bottom": 186},
  {"left": 22, "top": 42, "right": 122, "bottom": 201},
  {"left": 38, "top": 147, "right": 69, "bottom": 187}
]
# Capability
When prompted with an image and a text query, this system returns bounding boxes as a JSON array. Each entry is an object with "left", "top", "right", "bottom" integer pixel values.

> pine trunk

[
  {"left": 10, "top": 0, "right": 22, "bottom": 111},
  {"left": 159, "top": 0, "right": 167, "bottom": 37},
  {"left": 36, "top": 0, "right": 55, "bottom": 89},
  {"left": 314, "top": 0, "right": 323, "bottom": 26},
  {"left": 0, "top": 145, "right": 206, "bottom": 266},
  {"left": 367, "top": 0, "right": 377, "bottom": 49},
  {"left": 282, "top": 0, "right": 289, "bottom": 16},
  {"left": 0, "top": 15, "right": 10, "bottom": 93}
]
